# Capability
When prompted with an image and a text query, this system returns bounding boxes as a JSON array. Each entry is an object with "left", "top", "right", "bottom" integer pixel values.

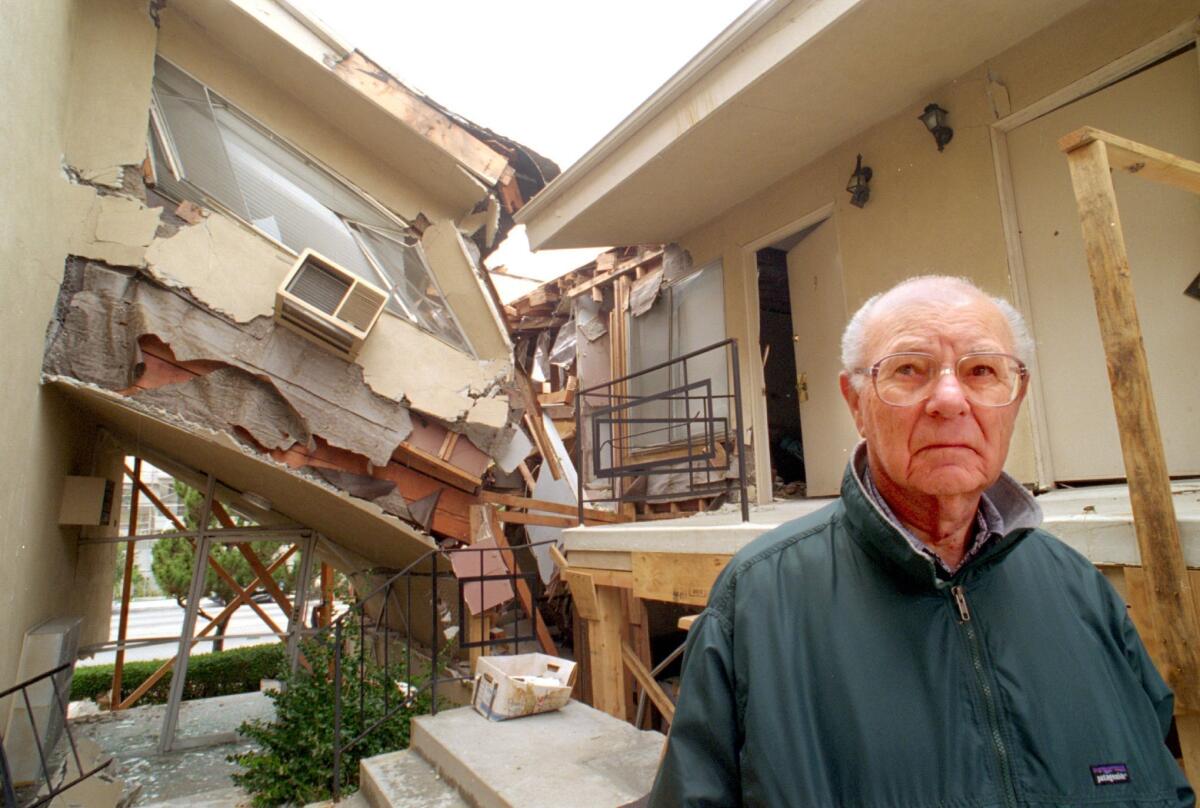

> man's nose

[{"left": 924, "top": 367, "right": 969, "bottom": 416}]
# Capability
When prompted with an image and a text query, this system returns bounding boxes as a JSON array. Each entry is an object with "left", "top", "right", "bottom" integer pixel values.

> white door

[
  {"left": 786, "top": 219, "right": 859, "bottom": 495},
  {"left": 1008, "top": 50, "right": 1200, "bottom": 481}
]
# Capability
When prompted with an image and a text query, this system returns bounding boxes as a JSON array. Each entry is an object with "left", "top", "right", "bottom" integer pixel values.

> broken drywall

[
  {"left": 63, "top": 0, "right": 157, "bottom": 186},
  {"left": 65, "top": 184, "right": 161, "bottom": 267},
  {"left": 358, "top": 314, "right": 511, "bottom": 420},
  {"left": 134, "top": 367, "right": 310, "bottom": 452},
  {"left": 45, "top": 261, "right": 415, "bottom": 466},
  {"left": 144, "top": 215, "right": 295, "bottom": 323},
  {"left": 464, "top": 396, "right": 512, "bottom": 456}
]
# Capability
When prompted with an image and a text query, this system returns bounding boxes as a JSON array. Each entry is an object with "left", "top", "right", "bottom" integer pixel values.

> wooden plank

[
  {"left": 632, "top": 552, "right": 731, "bottom": 606},
  {"left": 467, "top": 611, "right": 493, "bottom": 676},
  {"left": 494, "top": 511, "right": 576, "bottom": 529},
  {"left": 1060, "top": 126, "right": 1200, "bottom": 196},
  {"left": 1122, "top": 566, "right": 1164, "bottom": 666},
  {"left": 677, "top": 614, "right": 698, "bottom": 632},
  {"left": 564, "top": 570, "right": 600, "bottom": 621},
  {"left": 211, "top": 502, "right": 294, "bottom": 617},
  {"left": 621, "top": 640, "right": 675, "bottom": 724},
  {"left": 118, "top": 546, "right": 296, "bottom": 709},
  {"left": 332, "top": 51, "right": 509, "bottom": 184},
  {"left": 567, "top": 551, "right": 633, "bottom": 573},
  {"left": 485, "top": 507, "right": 558, "bottom": 656},
  {"left": 480, "top": 491, "right": 628, "bottom": 523},
  {"left": 587, "top": 585, "right": 628, "bottom": 720},
  {"left": 1063, "top": 137, "right": 1200, "bottom": 718},
  {"left": 112, "top": 457, "right": 142, "bottom": 709}
]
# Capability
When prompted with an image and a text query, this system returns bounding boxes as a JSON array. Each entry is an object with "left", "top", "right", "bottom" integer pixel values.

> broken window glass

[{"left": 148, "top": 57, "right": 473, "bottom": 355}]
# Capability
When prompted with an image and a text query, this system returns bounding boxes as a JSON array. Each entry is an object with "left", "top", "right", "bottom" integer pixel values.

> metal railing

[
  {"left": 1, "top": 663, "right": 112, "bottom": 808},
  {"left": 575, "top": 338, "right": 749, "bottom": 522},
  {"left": 330, "top": 539, "right": 551, "bottom": 801}
]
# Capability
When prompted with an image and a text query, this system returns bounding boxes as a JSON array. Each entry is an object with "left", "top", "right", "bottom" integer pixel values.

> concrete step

[
  {"left": 359, "top": 748, "right": 469, "bottom": 808},
  {"left": 409, "top": 700, "right": 665, "bottom": 808}
]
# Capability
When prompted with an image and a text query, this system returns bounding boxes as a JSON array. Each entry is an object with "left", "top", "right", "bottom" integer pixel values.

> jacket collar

[{"left": 839, "top": 442, "right": 1042, "bottom": 591}]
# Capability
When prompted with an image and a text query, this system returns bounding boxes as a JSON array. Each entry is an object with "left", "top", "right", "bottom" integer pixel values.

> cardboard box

[{"left": 471, "top": 653, "right": 576, "bottom": 721}]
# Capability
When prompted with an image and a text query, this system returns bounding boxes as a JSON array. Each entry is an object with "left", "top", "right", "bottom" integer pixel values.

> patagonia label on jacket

[{"left": 1090, "top": 763, "right": 1130, "bottom": 785}]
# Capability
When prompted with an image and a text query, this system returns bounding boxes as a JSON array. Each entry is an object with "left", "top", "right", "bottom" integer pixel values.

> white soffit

[{"left": 519, "top": 0, "right": 1093, "bottom": 249}]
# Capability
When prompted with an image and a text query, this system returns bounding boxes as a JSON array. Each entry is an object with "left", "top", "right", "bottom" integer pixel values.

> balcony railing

[
  {"left": 1, "top": 662, "right": 112, "bottom": 808},
  {"left": 574, "top": 338, "right": 749, "bottom": 523}
]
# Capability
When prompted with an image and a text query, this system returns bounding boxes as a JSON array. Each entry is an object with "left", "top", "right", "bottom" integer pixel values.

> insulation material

[
  {"left": 494, "top": 427, "right": 534, "bottom": 474},
  {"left": 575, "top": 297, "right": 607, "bottom": 342},
  {"left": 144, "top": 215, "right": 295, "bottom": 323},
  {"left": 629, "top": 267, "right": 664, "bottom": 317},
  {"left": 525, "top": 412, "right": 580, "bottom": 584},
  {"left": 549, "top": 318, "right": 577, "bottom": 368},
  {"left": 531, "top": 330, "right": 552, "bottom": 382}
]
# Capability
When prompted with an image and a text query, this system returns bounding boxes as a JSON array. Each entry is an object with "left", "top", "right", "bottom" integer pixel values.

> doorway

[{"left": 755, "top": 217, "right": 857, "bottom": 498}]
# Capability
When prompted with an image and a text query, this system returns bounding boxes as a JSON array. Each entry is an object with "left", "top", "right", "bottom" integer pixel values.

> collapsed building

[{"left": 3, "top": 0, "right": 578, "bottom": 758}]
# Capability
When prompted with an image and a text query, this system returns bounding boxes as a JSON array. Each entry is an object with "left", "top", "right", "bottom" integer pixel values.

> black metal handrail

[
  {"left": 575, "top": 337, "right": 750, "bottom": 522},
  {"left": 1, "top": 662, "right": 112, "bottom": 808},
  {"left": 329, "top": 538, "right": 553, "bottom": 801}
]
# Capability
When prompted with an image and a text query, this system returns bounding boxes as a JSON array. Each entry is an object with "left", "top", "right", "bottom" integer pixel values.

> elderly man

[{"left": 649, "top": 276, "right": 1192, "bottom": 807}]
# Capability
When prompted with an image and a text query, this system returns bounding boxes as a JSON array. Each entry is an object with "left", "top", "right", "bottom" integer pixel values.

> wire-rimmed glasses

[{"left": 856, "top": 352, "right": 1028, "bottom": 407}]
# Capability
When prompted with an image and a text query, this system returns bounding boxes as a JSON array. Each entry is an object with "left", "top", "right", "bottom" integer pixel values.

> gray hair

[{"left": 841, "top": 275, "right": 1034, "bottom": 390}]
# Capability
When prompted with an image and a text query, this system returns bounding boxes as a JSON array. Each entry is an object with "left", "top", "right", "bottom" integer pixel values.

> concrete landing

[
  {"left": 403, "top": 700, "right": 664, "bottom": 808},
  {"left": 359, "top": 749, "right": 469, "bottom": 808}
]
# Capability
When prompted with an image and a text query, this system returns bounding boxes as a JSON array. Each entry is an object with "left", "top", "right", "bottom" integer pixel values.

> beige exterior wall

[
  {"left": 0, "top": 0, "right": 155, "bottom": 689},
  {"left": 678, "top": 0, "right": 1200, "bottom": 494}
]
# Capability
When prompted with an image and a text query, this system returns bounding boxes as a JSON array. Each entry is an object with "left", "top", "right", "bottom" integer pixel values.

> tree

[{"left": 151, "top": 481, "right": 300, "bottom": 651}]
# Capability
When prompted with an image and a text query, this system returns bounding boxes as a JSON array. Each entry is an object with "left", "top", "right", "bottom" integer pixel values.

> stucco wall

[
  {"left": 0, "top": 0, "right": 153, "bottom": 690},
  {"left": 679, "top": 0, "right": 1200, "bottom": 493}
]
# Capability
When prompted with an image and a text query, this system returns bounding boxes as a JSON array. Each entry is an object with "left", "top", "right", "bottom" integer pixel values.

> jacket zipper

[{"left": 951, "top": 584, "right": 1018, "bottom": 808}]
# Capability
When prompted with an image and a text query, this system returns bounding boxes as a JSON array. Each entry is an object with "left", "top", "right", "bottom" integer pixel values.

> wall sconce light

[
  {"left": 918, "top": 103, "right": 953, "bottom": 151},
  {"left": 846, "top": 154, "right": 872, "bottom": 208}
]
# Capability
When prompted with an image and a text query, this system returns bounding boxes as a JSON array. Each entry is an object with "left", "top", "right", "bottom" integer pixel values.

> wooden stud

[
  {"left": 1063, "top": 134, "right": 1200, "bottom": 713},
  {"left": 485, "top": 506, "right": 558, "bottom": 655},
  {"left": 111, "top": 457, "right": 142, "bottom": 709},
  {"left": 480, "top": 491, "right": 628, "bottom": 523},
  {"left": 632, "top": 552, "right": 731, "bottom": 606},
  {"left": 564, "top": 570, "right": 600, "bottom": 621},
  {"left": 467, "top": 611, "right": 493, "bottom": 676},
  {"left": 677, "top": 615, "right": 698, "bottom": 632},
  {"left": 621, "top": 640, "right": 675, "bottom": 724},
  {"left": 587, "top": 585, "right": 628, "bottom": 720}
]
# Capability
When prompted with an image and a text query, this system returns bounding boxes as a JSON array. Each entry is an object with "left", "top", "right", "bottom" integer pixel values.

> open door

[{"left": 785, "top": 219, "right": 858, "bottom": 495}]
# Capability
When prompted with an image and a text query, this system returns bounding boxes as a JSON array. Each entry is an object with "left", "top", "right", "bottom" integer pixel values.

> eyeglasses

[{"left": 856, "top": 352, "right": 1028, "bottom": 407}]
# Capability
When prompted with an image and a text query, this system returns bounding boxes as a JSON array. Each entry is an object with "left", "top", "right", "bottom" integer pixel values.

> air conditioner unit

[{"left": 274, "top": 249, "right": 388, "bottom": 360}]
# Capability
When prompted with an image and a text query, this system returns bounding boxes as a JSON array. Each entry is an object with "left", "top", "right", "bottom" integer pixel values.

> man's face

[{"left": 839, "top": 287, "right": 1026, "bottom": 500}]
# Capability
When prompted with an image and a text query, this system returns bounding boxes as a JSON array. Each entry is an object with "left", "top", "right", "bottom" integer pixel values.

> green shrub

[
  {"left": 230, "top": 631, "right": 431, "bottom": 806},
  {"left": 71, "top": 643, "right": 287, "bottom": 705}
]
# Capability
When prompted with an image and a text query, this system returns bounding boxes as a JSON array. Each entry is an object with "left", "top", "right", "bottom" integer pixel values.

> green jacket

[{"left": 650, "top": 459, "right": 1192, "bottom": 807}]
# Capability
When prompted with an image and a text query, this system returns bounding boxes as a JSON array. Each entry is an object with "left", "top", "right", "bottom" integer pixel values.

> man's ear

[{"left": 839, "top": 372, "right": 866, "bottom": 437}]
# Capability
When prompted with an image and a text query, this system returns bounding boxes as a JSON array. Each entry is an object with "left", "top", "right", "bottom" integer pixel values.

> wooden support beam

[
  {"left": 485, "top": 507, "right": 558, "bottom": 656},
  {"left": 493, "top": 511, "right": 576, "bottom": 529},
  {"left": 125, "top": 464, "right": 186, "bottom": 531},
  {"left": 118, "top": 546, "right": 296, "bottom": 710},
  {"left": 210, "top": 501, "right": 295, "bottom": 618},
  {"left": 320, "top": 563, "right": 334, "bottom": 627},
  {"left": 587, "top": 585, "right": 628, "bottom": 721},
  {"left": 480, "top": 491, "right": 628, "bottom": 523},
  {"left": 564, "top": 570, "right": 600, "bottom": 621},
  {"left": 621, "top": 640, "right": 675, "bottom": 724},
  {"left": 111, "top": 457, "right": 142, "bottom": 709},
  {"left": 632, "top": 552, "right": 731, "bottom": 606},
  {"left": 1062, "top": 130, "right": 1200, "bottom": 777}
]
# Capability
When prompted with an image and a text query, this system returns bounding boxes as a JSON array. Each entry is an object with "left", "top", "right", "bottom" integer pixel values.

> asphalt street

[{"left": 80, "top": 596, "right": 292, "bottom": 666}]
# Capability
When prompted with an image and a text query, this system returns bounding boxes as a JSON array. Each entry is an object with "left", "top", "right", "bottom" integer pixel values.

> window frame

[{"left": 146, "top": 56, "right": 476, "bottom": 357}]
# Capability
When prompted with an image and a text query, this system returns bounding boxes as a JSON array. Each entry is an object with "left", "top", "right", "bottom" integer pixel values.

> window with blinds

[{"left": 147, "top": 57, "right": 473, "bottom": 355}]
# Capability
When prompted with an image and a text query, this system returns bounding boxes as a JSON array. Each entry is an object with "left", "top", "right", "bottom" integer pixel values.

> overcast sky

[
  {"left": 305, "top": 1, "right": 752, "bottom": 168},
  {"left": 303, "top": 1, "right": 753, "bottom": 296}
]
